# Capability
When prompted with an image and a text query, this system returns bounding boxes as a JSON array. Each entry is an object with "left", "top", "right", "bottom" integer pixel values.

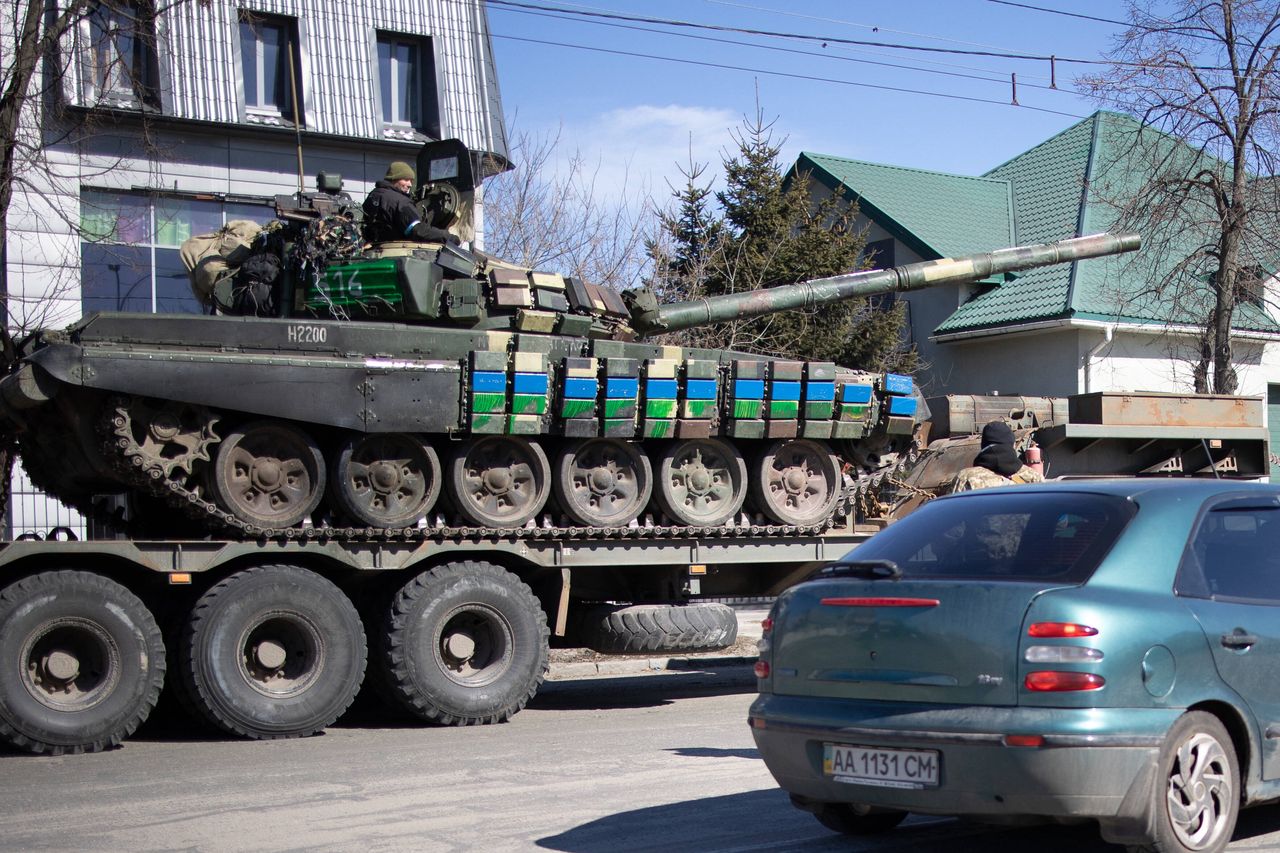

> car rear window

[{"left": 845, "top": 491, "right": 1134, "bottom": 582}]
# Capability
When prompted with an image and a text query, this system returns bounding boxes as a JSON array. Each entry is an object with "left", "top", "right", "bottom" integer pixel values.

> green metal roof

[
  {"left": 797, "top": 152, "right": 1013, "bottom": 261},
  {"left": 933, "top": 111, "right": 1280, "bottom": 336}
]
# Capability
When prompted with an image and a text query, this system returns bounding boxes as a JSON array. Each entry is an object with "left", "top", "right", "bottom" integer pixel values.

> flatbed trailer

[{"left": 0, "top": 526, "right": 871, "bottom": 755}]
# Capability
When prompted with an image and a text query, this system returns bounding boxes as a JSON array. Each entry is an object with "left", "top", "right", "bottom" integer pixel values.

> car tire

[
  {"left": 1130, "top": 711, "right": 1238, "bottom": 853},
  {"left": 572, "top": 602, "right": 738, "bottom": 654},
  {"left": 809, "top": 801, "right": 908, "bottom": 835}
]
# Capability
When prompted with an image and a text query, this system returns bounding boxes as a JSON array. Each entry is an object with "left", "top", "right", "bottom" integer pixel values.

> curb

[{"left": 547, "top": 655, "right": 758, "bottom": 681}]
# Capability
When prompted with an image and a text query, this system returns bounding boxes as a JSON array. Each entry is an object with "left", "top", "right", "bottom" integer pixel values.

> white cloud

[
  {"left": 507, "top": 103, "right": 877, "bottom": 216},
  {"left": 525, "top": 103, "right": 739, "bottom": 209}
]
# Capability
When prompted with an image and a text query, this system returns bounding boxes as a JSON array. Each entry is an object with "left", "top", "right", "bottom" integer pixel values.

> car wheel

[
  {"left": 1132, "top": 711, "right": 1238, "bottom": 853},
  {"left": 809, "top": 801, "right": 907, "bottom": 835}
]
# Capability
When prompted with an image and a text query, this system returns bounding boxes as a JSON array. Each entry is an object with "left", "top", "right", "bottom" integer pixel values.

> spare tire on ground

[{"left": 572, "top": 602, "right": 738, "bottom": 655}]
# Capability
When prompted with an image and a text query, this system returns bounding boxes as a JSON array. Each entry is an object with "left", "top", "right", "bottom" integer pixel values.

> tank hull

[{"left": 8, "top": 312, "right": 915, "bottom": 537}]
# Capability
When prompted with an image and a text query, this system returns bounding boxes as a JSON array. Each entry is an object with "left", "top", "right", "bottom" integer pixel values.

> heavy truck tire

[
  {"left": 0, "top": 571, "right": 166, "bottom": 755},
  {"left": 179, "top": 565, "right": 366, "bottom": 739},
  {"left": 382, "top": 561, "right": 549, "bottom": 725},
  {"left": 573, "top": 602, "right": 739, "bottom": 654}
]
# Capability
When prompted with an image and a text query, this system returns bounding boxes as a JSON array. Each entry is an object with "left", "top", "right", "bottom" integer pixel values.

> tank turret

[{"left": 0, "top": 138, "right": 1140, "bottom": 542}]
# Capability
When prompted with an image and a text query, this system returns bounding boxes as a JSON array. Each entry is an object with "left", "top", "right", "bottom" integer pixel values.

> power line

[
  {"left": 482, "top": 0, "right": 1232, "bottom": 71},
  {"left": 985, "top": 0, "right": 1222, "bottom": 43},
  {"left": 491, "top": 3, "right": 1077, "bottom": 94},
  {"left": 985, "top": 1, "right": 1129, "bottom": 28},
  {"left": 489, "top": 32, "right": 1086, "bottom": 118},
  {"left": 704, "top": 0, "right": 1035, "bottom": 54}
]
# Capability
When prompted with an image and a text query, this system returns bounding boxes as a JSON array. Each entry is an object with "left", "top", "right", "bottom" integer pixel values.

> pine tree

[{"left": 648, "top": 111, "right": 916, "bottom": 373}]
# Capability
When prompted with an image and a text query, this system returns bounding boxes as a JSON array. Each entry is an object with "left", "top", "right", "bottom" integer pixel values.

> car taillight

[
  {"left": 753, "top": 660, "right": 771, "bottom": 678},
  {"left": 1024, "top": 645, "right": 1103, "bottom": 663},
  {"left": 760, "top": 616, "right": 773, "bottom": 635},
  {"left": 1003, "top": 734, "right": 1045, "bottom": 747},
  {"left": 1028, "top": 622, "right": 1098, "bottom": 638},
  {"left": 1024, "top": 671, "right": 1105, "bottom": 692}
]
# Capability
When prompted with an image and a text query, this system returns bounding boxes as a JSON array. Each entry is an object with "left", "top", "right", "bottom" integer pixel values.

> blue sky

[{"left": 486, "top": 0, "right": 1130, "bottom": 202}]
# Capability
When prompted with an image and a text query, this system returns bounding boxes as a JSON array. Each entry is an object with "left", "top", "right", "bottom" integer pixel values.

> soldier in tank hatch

[
  {"left": 949, "top": 420, "right": 1044, "bottom": 493},
  {"left": 363, "top": 161, "right": 459, "bottom": 245}
]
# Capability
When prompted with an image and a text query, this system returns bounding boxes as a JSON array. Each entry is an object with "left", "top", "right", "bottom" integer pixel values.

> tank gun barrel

[{"left": 631, "top": 232, "right": 1141, "bottom": 337}]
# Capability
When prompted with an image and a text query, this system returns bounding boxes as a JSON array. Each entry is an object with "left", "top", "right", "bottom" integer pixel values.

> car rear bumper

[{"left": 749, "top": 693, "right": 1178, "bottom": 829}]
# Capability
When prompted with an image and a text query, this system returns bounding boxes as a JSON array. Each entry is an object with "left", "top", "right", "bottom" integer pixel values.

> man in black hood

[
  {"left": 949, "top": 420, "right": 1043, "bottom": 493},
  {"left": 363, "top": 161, "right": 458, "bottom": 245}
]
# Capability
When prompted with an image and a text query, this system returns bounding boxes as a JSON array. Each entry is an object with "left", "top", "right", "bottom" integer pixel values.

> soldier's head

[
  {"left": 384, "top": 161, "right": 416, "bottom": 194},
  {"left": 980, "top": 421, "right": 1015, "bottom": 449}
]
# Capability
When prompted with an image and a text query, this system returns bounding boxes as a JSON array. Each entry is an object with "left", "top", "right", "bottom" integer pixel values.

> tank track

[{"left": 98, "top": 396, "right": 841, "bottom": 543}]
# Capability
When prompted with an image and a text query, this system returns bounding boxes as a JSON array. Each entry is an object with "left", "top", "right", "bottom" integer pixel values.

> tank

[{"left": 0, "top": 139, "right": 1140, "bottom": 540}]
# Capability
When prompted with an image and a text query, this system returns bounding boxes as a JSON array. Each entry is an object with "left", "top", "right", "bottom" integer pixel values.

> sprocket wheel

[{"left": 111, "top": 397, "right": 220, "bottom": 479}]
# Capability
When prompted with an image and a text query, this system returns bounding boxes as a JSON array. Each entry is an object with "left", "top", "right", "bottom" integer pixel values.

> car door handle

[{"left": 1221, "top": 630, "right": 1259, "bottom": 650}]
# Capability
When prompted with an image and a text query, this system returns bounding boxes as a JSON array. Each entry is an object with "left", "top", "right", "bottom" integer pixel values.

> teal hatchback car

[{"left": 749, "top": 480, "right": 1280, "bottom": 853}]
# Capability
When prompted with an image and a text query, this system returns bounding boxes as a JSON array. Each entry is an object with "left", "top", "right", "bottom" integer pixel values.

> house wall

[
  {"left": 8, "top": 0, "right": 507, "bottom": 317},
  {"left": 934, "top": 330, "right": 1083, "bottom": 397}
]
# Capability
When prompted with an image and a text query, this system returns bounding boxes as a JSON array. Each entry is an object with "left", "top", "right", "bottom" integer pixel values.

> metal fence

[{"left": 7, "top": 462, "right": 87, "bottom": 541}]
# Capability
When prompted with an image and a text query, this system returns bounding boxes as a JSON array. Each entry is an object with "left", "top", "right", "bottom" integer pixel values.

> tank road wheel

[
  {"left": 446, "top": 436, "right": 550, "bottom": 528},
  {"left": 750, "top": 439, "right": 841, "bottom": 526},
  {"left": 0, "top": 571, "right": 165, "bottom": 755},
  {"left": 1133, "top": 711, "right": 1239, "bottom": 853},
  {"left": 332, "top": 433, "right": 441, "bottom": 528},
  {"left": 382, "top": 562, "right": 549, "bottom": 725},
  {"left": 552, "top": 438, "right": 652, "bottom": 527},
  {"left": 179, "top": 566, "right": 366, "bottom": 739},
  {"left": 211, "top": 420, "right": 325, "bottom": 529},
  {"left": 654, "top": 438, "right": 747, "bottom": 527}
]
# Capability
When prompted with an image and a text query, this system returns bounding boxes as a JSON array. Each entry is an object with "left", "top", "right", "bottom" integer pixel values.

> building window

[
  {"left": 239, "top": 11, "right": 303, "bottom": 124},
  {"left": 82, "top": 1, "right": 159, "bottom": 107},
  {"left": 79, "top": 190, "right": 271, "bottom": 315},
  {"left": 377, "top": 32, "right": 440, "bottom": 140}
]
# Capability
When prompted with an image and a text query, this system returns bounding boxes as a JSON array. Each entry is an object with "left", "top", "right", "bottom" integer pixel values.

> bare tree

[
  {"left": 2, "top": 0, "right": 179, "bottom": 524},
  {"left": 3, "top": 0, "right": 90, "bottom": 355},
  {"left": 1080, "top": 0, "right": 1280, "bottom": 394},
  {"left": 480, "top": 126, "right": 656, "bottom": 290},
  {"left": 2, "top": 1, "right": 180, "bottom": 354}
]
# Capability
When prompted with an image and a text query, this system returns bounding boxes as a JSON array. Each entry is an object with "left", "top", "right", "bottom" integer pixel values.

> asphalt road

[{"left": 4, "top": 669, "right": 1280, "bottom": 853}]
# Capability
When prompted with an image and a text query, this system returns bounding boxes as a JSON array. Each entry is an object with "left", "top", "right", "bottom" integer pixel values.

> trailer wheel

[
  {"left": 179, "top": 565, "right": 366, "bottom": 739},
  {"left": 0, "top": 571, "right": 165, "bottom": 755},
  {"left": 382, "top": 562, "right": 548, "bottom": 725},
  {"left": 573, "top": 602, "right": 738, "bottom": 654}
]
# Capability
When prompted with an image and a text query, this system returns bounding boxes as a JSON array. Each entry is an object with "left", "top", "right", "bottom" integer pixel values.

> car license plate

[{"left": 823, "top": 743, "right": 939, "bottom": 789}]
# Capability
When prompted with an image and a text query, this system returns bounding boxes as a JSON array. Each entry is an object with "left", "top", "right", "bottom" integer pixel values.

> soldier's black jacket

[{"left": 362, "top": 179, "right": 420, "bottom": 242}]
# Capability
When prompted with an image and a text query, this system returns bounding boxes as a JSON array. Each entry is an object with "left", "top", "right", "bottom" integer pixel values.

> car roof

[{"left": 937, "top": 477, "right": 1280, "bottom": 505}]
